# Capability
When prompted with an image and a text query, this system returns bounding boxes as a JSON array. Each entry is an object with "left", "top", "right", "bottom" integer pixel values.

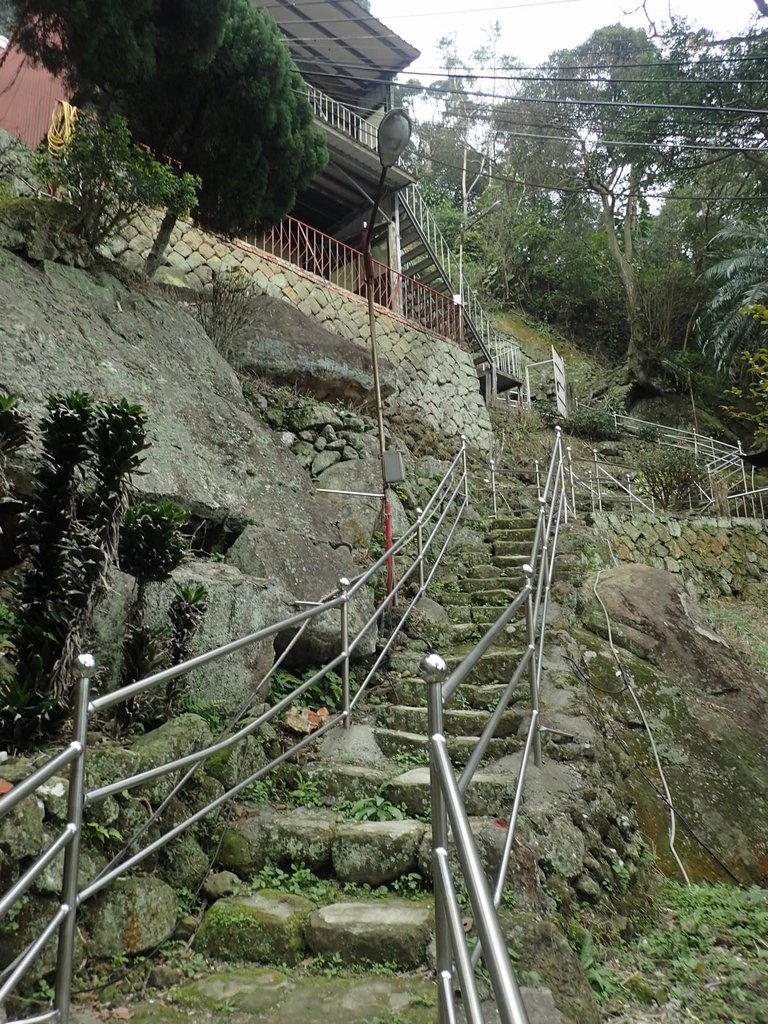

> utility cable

[
  {"left": 570, "top": 656, "right": 745, "bottom": 885},
  {"left": 592, "top": 568, "right": 690, "bottom": 885}
]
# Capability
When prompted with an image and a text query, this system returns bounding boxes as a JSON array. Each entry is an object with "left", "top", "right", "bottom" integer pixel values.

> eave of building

[{"left": 257, "top": 0, "right": 420, "bottom": 110}]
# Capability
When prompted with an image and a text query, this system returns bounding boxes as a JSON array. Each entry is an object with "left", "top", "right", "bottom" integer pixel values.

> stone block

[
  {"left": 83, "top": 877, "right": 177, "bottom": 956},
  {"left": 331, "top": 820, "right": 426, "bottom": 885},
  {"left": 306, "top": 900, "right": 432, "bottom": 967},
  {"left": 195, "top": 890, "right": 313, "bottom": 964}
]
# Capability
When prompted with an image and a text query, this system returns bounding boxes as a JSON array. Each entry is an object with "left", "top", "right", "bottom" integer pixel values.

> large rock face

[
  {"left": 579, "top": 564, "right": 768, "bottom": 884},
  {"left": 0, "top": 249, "right": 369, "bottom": 692},
  {"left": 232, "top": 292, "right": 397, "bottom": 405}
]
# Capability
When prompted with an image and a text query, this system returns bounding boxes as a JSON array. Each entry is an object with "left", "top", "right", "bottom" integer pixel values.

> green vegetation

[
  {"left": 591, "top": 882, "right": 768, "bottom": 1022},
  {"left": 10, "top": 0, "right": 327, "bottom": 271},
  {"left": 35, "top": 115, "right": 199, "bottom": 250},
  {"left": 0, "top": 391, "right": 148, "bottom": 745},
  {"left": 703, "top": 583, "right": 768, "bottom": 678}
]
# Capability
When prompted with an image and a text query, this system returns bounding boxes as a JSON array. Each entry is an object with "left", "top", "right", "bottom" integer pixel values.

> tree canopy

[{"left": 10, "top": 0, "right": 328, "bottom": 236}]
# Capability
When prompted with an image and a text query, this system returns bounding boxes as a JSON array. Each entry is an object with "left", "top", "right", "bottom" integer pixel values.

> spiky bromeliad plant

[
  {"left": 0, "top": 392, "right": 149, "bottom": 748},
  {"left": 116, "top": 502, "right": 208, "bottom": 728}
]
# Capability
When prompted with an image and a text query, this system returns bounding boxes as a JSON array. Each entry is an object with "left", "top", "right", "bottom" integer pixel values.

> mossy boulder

[
  {"left": 195, "top": 890, "right": 314, "bottom": 965},
  {"left": 499, "top": 912, "right": 600, "bottom": 1024},
  {"left": 82, "top": 876, "right": 177, "bottom": 956}
]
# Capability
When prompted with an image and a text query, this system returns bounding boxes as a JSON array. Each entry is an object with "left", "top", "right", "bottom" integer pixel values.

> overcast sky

[{"left": 371, "top": 0, "right": 760, "bottom": 70}]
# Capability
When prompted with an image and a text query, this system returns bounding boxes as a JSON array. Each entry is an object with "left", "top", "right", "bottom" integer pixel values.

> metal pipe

[
  {"left": 90, "top": 597, "right": 344, "bottom": 712},
  {"left": 433, "top": 848, "right": 485, "bottom": 1024},
  {"left": 0, "top": 745, "right": 81, "bottom": 817},
  {"left": 80, "top": 712, "right": 344, "bottom": 904},
  {"left": 424, "top": 655, "right": 452, "bottom": 1024},
  {"left": 457, "top": 647, "right": 532, "bottom": 793},
  {"left": 490, "top": 459, "right": 497, "bottom": 518},
  {"left": 416, "top": 508, "right": 425, "bottom": 593},
  {"left": 0, "top": 908, "right": 68, "bottom": 1006},
  {"left": 442, "top": 588, "right": 529, "bottom": 704},
  {"left": 55, "top": 657, "right": 92, "bottom": 1024},
  {"left": 524, "top": 569, "right": 542, "bottom": 769},
  {"left": 340, "top": 577, "right": 351, "bottom": 729},
  {"left": 0, "top": 825, "right": 75, "bottom": 919},
  {"left": 431, "top": 738, "right": 530, "bottom": 1024},
  {"left": 87, "top": 652, "right": 345, "bottom": 804}
]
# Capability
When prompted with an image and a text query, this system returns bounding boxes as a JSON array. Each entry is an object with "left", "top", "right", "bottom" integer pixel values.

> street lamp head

[{"left": 377, "top": 108, "right": 412, "bottom": 169}]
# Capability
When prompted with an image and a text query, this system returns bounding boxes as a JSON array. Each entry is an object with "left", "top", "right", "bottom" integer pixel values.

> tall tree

[
  {"left": 11, "top": 0, "right": 327, "bottom": 269},
  {"left": 494, "top": 26, "right": 676, "bottom": 390}
]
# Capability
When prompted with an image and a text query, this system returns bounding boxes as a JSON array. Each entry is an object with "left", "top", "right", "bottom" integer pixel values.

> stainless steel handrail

[
  {"left": 422, "top": 428, "right": 568, "bottom": 1024},
  {"left": 0, "top": 441, "right": 469, "bottom": 1024}
]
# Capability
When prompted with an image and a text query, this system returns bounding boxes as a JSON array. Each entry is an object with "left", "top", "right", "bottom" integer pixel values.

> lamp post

[{"left": 364, "top": 107, "right": 412, "bottom": 596}]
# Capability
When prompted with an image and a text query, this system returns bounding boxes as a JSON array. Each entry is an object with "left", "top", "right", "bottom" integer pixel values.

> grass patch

[
  {"left": 702, "top": 584, "right": 768, "bottom": 678},
  {"left": 596, "top": 881, "right": 768, "bottom": 1023}
]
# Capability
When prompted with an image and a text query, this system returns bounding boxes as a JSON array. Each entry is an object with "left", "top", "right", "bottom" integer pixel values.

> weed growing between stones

[
  {"left": 593, "top": 881, "right": 768, "bottom": 1022},
  {"left": 247, "top": 862, "right": 430, "bottom": 905}
]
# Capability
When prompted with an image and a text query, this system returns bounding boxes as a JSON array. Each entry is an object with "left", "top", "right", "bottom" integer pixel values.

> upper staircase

[{"left": 397, "top": 185, "right": 527, "bottom": 402}]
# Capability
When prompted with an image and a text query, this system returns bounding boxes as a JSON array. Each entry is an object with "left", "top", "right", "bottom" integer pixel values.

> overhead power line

[
  {"left": 292, "top": 63, "right": 768, "bottom": 118},
  {"left": 415, "top": 152, "right": 768, "bottom": 202}
]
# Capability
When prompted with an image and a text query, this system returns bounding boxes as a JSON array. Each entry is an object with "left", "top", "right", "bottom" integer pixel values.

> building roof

[
  {"left": 0, "top": 42, "right": 68, "bottom": 149},
  {"left": 259, "top": 0, "right": 420, "bottom": 111}
]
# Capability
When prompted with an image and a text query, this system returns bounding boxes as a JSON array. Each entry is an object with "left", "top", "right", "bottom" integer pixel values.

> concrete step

[
  {"left": 374, "top": 728, "right": 520, "bottom": 767},
  {"left": 384, "top": 766, "right": 516, "bottom": 817},
  {"left": 377, "top": 704, "right": 523, "bottom": 739}
]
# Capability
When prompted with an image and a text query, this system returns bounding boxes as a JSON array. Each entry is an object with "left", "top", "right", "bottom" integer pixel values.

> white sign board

[{"left": 552, "top": 346, "right": 568, "bottom": 417}]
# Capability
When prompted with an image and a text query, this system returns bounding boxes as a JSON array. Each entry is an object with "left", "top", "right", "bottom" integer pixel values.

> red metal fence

[{"left": 241, "top": 216, "right": 463, "bottom": 346}]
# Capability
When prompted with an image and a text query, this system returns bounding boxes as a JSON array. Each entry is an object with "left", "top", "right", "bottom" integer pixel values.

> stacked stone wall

[
  {"left": 594, "top": 511, "right": 768, "bottom": 596},
  {"left": 105, "top": 214, "right": 492, "bottom": 452}
]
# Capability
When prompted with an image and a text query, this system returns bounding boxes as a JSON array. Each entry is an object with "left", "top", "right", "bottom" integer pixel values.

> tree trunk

[
  {"left": 595, "top": 177, "right": 656, "bottom": 387},
  {"left": 144, "top": 207, "right": 178, "bottom": 279}
]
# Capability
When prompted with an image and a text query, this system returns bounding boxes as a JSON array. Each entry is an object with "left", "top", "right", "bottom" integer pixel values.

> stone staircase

[{"left": 134, "top": 508, "right": 596, "bottom": 1023}]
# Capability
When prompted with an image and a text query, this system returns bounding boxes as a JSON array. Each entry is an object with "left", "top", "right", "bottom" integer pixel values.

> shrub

[
  {"left": 565, "top": 407, "right": 620, "bottom": 442},
  {"left": 1, "top": 392, "right": 148, "bottom": 746},
  {"left": 194, "top": 268, "right": 254, "bottom": 360},
  {"left": 35, "top": 114, "right": 199, "bottom": 250},
  {"left": 635, "top": 447, "right": 706, "bottom": 510}
]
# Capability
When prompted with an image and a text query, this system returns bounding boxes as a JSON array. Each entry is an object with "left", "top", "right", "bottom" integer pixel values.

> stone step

[
  {"left": 377, "top": 704, "right": 523, "bottom": 739},
  {"left": 138, "top": 966, "right": 439, "bottom": 1023},
  {"left": 491, "top": 517, "right": 539, "bottom": 532},
  {"left": 374, "top": 728, "right": 519, "bottom": 767},
  {"left": 437, "top": 587, "right": 520, "bottom": 607},
  {"left": 195, "top": 889, "right": 433, "bottom": 972},
  {"left": 462, "top": 575, "right": 524, "bottom": 595},
  {"left": 384, "top": 766, "right": 515, "bottom": 817},
  {"left": 443, "top": 622, "right": 525, "bottom": 648},
  {"left": 389, "top": 647, "right": 528, "bottom": 685},
  {"left": 463, "top": 563, "right": 519, "bottom": 581},
  {"left": 492, "top": 540, "right": 533, "bottom": 557},
  {"left": 381, "top": 676, "right": 528, "bottom": 712}
]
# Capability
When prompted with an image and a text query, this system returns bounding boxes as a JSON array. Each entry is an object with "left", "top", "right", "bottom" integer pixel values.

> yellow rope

[{"left": 47, "top": 101, "right": 78, "bottom": 156}]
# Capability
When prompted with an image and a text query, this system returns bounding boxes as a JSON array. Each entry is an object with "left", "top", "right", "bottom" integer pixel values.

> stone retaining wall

[
  {"left": 594, "top": 511, "right": 768, "bottom": 596},
  {"left": 105, "top": 214, "right": 493, "bottom": 452}
]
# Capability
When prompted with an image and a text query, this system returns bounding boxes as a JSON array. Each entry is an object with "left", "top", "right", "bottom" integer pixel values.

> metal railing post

[
  {"left": 490, "top": 459, "right": 497, "bottom": 518},
  {"left": 534, "top": 460, "right": 541, "bottom": 500},
  {"left": 627, "top": 474, "right": 634, "bottom": 520},
  {"left": 588, "top": 469, "right": 595, "bottom": 514},
  {"left": 594, "top": 450, "right": 603, "bottom": 512},
  {"left": 461, "top": 436, "right": 469, "bottom": 504},
  {"left": 55, "top": 654, "right": 93, "bottom": 1024},
  {"left": 567, "top": 446, "right": 576, "bottom": 519},
  {"left": 339, "top": 578, "right": 351, "bottom": 728},
  {"left": 523, "top": 567, "right": 542, "bottom": 769},
  {"left": 422, "top": 654, "right": 452, "bottom": 1024},
  {"left": 416, "top": 510, "right": 425, "bottom": 593}
]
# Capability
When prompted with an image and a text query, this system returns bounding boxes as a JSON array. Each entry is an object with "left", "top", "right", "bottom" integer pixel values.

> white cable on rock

[{"left": 592, "top": 568, "right": 691, "bottom": 886}]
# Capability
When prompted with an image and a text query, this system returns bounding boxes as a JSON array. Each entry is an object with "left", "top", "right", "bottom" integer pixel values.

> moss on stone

[{"left": 194, "top": 890, "right": 314, "bottom": 965}]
